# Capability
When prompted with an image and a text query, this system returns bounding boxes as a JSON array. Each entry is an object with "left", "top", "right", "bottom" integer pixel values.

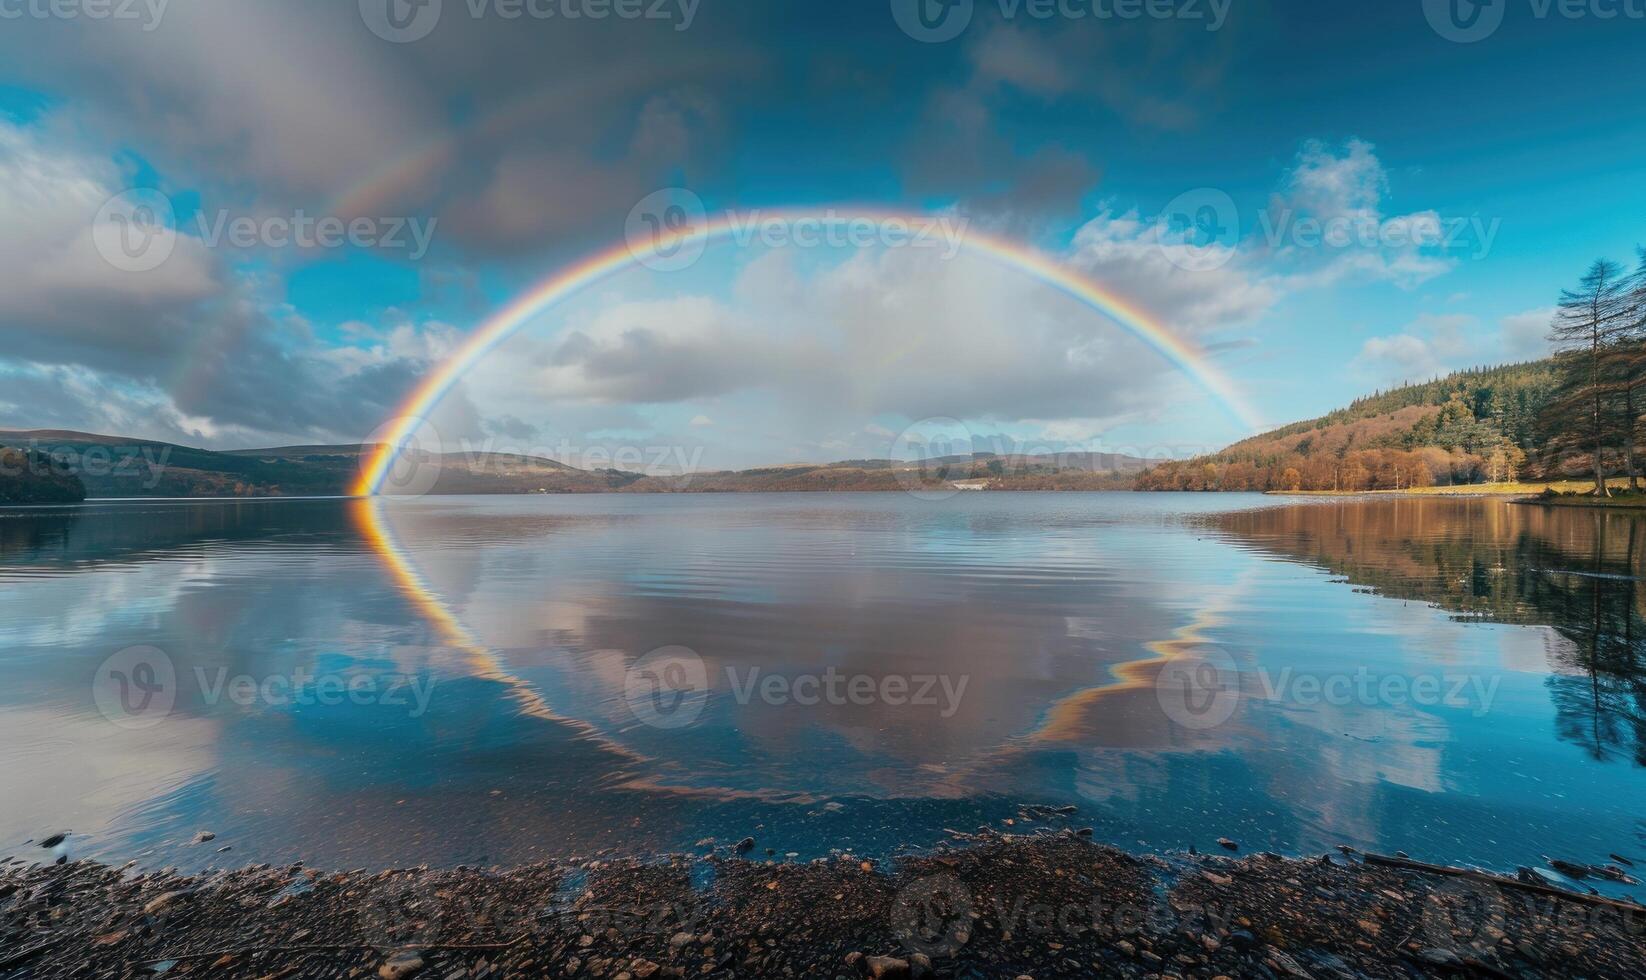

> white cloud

[
  {"left": 441, "top": 243, "right": 1232, "bottom": 459},
  {"left": 1259, "top": 139, "right": 1456, "bottom": 289},
  {"left": 0, "top": 122, "right": 218, "bottom": 323},
  {"left": 1353, "top": 313, "right": 1475, "bottom": 384},
  {"left": 969, "top": 26, "right": 1073, "bottom": 97},
  {"left": 1282, "top": 138, "right": 1386, "bottom": 224},
  {"left": 1500, "top": 307, "right": 1556, "bottom": 361},
  {"left": 1069, "top": 209, "right": 1278, "bottom": 331}
]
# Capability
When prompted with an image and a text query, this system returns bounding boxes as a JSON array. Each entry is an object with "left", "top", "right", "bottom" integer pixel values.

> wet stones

[
  {"left": 863, "top": 954, "right": 909, "bottom": 978},
  {"left": 379, "top": 950, "right": 425, "bottom": 978}
]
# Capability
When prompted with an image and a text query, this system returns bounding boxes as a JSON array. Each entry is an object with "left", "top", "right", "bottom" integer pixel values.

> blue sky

[{"left": 1, "top": 0, "right": 1644, "bottom": 467}]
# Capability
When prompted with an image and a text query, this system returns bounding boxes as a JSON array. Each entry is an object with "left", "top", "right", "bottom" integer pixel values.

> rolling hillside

[
  {"left": 1136, "top": 361, "right": 1560, "bottom": 491},
  {"left": 0, "top": 431, "right": 640, "bottom": 497},
  {"left": 0, "top": 431, "right": 1147, "bottom": 498},
  {"left": 623, "top": 452, "right": 1146, "bottom": 492},
  {"left": 0, "top": 447, "right": 87, "bottom": 503}
]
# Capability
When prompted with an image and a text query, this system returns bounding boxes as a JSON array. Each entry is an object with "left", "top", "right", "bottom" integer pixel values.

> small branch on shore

[{"left": 1362, "top": 852, "right": 1646, "bottom": 914}]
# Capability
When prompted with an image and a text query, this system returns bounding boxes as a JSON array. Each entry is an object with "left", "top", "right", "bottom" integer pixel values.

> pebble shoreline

[{"left": 4, "top": 831, "right": 1644, "bottom": 979}]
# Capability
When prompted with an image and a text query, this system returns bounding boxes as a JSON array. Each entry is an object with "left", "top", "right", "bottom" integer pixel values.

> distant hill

[
  {"left": 0, "top": 447, "right": 87, "bottom": 503},
  {"left": 1136, "top": 361, "right": 1560, "bottom": 491},
  {"left": 0, "top": 431, "right": 1147, "bottom": 498},
  {"left": 624, "top": 452, "right": 1146, "bottom": 492},
  {"left": 0, "top": 430, "right": 639, "bottom": 498}
]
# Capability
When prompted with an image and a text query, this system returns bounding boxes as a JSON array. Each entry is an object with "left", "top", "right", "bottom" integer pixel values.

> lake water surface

[{"left": 3, "top": 493, "right": 1643, "bottom": 898}]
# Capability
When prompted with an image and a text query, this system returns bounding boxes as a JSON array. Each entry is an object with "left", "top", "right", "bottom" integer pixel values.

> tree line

[
  {"left": 1136, "top": 362, "right": 1556, "bottom": 492},
  {"left": 1140, "top": 246, "right": 1646, "bottom": 495},
  {"left": 1543, "top": 250, "right": 1646, "bottom": 495}
]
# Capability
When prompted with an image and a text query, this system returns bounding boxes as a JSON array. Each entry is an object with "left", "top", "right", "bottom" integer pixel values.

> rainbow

[{"left": 354, "top": 207, "right": 1263, "bottom": 495}]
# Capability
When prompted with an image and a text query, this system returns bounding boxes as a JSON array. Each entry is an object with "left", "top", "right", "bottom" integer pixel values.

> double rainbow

[{"left": 354, "top": 207, "right": 1261, "bottom": 496}]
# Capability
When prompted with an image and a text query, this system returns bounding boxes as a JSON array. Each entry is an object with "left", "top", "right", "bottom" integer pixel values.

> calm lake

[{"left": 3, "top": 493, "right": 1643, "bottom": 897}]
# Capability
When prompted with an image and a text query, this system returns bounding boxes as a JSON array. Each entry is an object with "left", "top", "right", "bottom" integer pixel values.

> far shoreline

[{"left": 1266, "top": 481, "right": 1646, "bottom": 509}]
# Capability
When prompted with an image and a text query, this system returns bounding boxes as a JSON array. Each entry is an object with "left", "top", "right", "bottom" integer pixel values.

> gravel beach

[{"left": 5, "top": 830, "right": 1644, "bottom": 979}]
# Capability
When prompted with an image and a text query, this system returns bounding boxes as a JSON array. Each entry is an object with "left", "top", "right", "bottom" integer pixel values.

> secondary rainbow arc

[{"left": 354, "top": 207, "right": 1263, "bottom": 496}]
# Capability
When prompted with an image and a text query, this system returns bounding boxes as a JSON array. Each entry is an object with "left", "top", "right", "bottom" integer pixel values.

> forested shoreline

[{"left": 1140, "top": 250, "right": 1646, "bottom": 494}]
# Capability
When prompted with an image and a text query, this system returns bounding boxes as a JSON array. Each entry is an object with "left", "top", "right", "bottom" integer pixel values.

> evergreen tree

[
  {"left": 1617, "top": 248, "right": 1646, "bottom": 489},
  {"left": 1549, "top": 260, "right": 1632, "bottom": 495}
]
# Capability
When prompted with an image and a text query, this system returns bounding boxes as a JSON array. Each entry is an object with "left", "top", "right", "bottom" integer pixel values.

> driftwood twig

[{"left": 1362, "top": 852, "right": 1646, "bottom": 914}]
